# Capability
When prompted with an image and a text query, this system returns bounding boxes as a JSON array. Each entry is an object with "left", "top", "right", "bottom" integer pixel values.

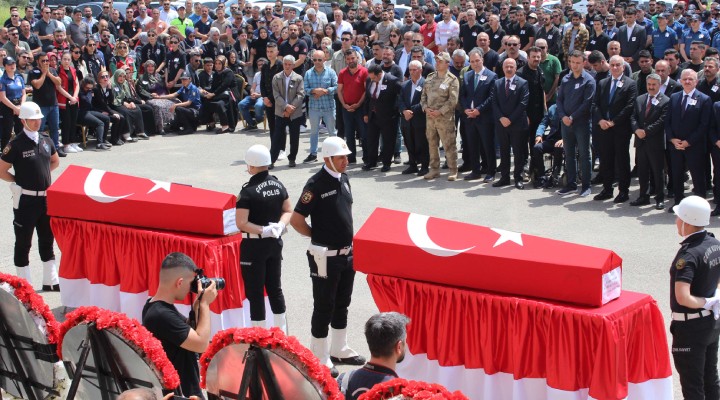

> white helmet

[
  {"left": 321, "top": 137, "right": 352, "bottom": 159},
  {"left": 18, "top": 102, "right": 43, "bottom": 120},
  {"left": 245, "top": 144, "right": 272, "bottom": 167},
  {"left": 674, "top": 196, "right": 711, "bottom": 227}
]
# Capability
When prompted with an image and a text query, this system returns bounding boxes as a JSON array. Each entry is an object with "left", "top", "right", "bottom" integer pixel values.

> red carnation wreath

[
  {"left": 57, "top": 306, "right": 180, "bottom": 390},
  {"left": 200, "top": 327, "right": 343, "bottom": 400},
  {"left": 0, "top": 272, "right": 60, "bottom": 344},
  {"left": 358, "top": 378, "right": 469, "bottom": 400}
]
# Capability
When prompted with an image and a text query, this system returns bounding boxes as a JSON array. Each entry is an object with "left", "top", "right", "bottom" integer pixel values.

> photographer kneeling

[{"left": 142, "top": 252, "right": 219, "bottom": 399}]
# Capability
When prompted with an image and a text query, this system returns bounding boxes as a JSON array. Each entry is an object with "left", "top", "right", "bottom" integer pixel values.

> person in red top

[
  {"left": 337, "top": 48, "right": 367, "bottom": 164},
  {"left": 419, "top": 8, "right": 437, "bottom": 54}
]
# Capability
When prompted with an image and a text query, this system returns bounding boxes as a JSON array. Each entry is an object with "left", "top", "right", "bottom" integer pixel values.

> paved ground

[{"left": 0, "top": 127, "right": 699, "bottom": 398}]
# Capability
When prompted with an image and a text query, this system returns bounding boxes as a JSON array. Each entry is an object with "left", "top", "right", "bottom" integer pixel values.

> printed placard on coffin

[
  {"left": 354, "top": 208, "right": 622, "bottom": 307},
  {"left": 47, "top": 165, "right": 239, "bottom": 236}
]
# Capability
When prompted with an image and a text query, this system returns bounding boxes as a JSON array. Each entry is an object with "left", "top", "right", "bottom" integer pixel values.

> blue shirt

[
  {"left": 652, "top": 28, "right": 678, "bottom": 59},
  {"left": 304, "top": 67, "right": 337, "bottom": 111},
  {"left": 0, "top": 73, "right": 25, "bottom": 101},
  {"left": 556, "top": 70, "right": 596, "bottom": 122},
  {"left": 177, "top": 83, "right": 201, "bottom": 110},
  {"left": 195, "top": 18, "right": 213, "bottom": 35},
  {"left": 681, "top": 28, "right": 710, "bottom": 50}
]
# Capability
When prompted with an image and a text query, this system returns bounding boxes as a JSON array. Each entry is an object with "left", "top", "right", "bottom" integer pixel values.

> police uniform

[
  {"left": 165, "top": 49, "right": 187, "bottom": 91},
  {"left": 1, "top": 129, "right": 57, "bottom": 284},
  {"left": 670, "top": 230, "right": 720, "bottom": 400},
  {"left": 169, "top": 81, "right": 202, "bottom": 133},
  {"left": 294, "top": 165, "right": 354, "bottom": 340},
  {"left": 420, "top": 69, "right": 460, "bottom": 177},
  {"left": 0, "top": 72, "right": 25, "bottom": 149},
  {"left": 236, "top": 170, "right": 289, "bottom": 324},
  {"left": 337, "top": 363, "right": 398, "bottom": 400}
]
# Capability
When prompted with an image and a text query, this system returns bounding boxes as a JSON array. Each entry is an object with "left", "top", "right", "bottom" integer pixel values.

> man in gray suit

[
  {"left": 616, "top": 8, "right": 647, "bottom": 70},
  {"left": 271, "top": 55, "right": 306, "bottom": 168}
]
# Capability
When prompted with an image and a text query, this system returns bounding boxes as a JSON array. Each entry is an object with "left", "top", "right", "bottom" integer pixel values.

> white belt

[
  {"left": 671, "top": 310, "right": 712, "bottom": 321},
  {"left": 21, "top": 189, "right": 46, "bottom": 196},
  {"left": 325, "top": 247, "right": 351, "bottom": 257}
]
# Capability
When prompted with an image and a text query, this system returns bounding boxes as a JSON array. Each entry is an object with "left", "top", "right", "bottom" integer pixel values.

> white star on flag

[
  {"left": 490, "top": 228, "right": 523, "bottom": 248},
  {"left": 147, "top": 180, "right": 172, "bottom": 194}
]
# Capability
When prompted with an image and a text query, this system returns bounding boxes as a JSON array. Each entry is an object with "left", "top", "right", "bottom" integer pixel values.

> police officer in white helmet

[
  {"left": 235, "top": 144, "right": 292, "bottom": 333},
  {"left": 0, "top": 102, "right": 60, "bottom": 290},
  {"left": 669, "top": 195, "right": 720, "bottom": 399},
  {"left": 291, "top": 136, "right": 366, "bottom": 377}
]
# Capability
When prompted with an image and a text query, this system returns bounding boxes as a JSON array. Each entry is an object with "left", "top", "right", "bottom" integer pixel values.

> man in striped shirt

[{"left": 304, "top": 49, "right": 338, "bottom": 163}]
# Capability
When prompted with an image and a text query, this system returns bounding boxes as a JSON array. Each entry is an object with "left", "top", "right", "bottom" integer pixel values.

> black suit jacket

[
  {"left": 665, "top": 90, "right": 713, "bottom": 150},
  {"left": 662, "top": 78, "right": 681, "bottom": 96},
  {"left": 364, "top": 73, "right": 402, "bottom": 123},
  {"left": 630, "top": 92, "right": 670, "bottom": 150},
  {"left": 460, "top": 68, "right": 497, "bottom": 126},
  {"left": 492, "top": 76, "right": 529, "bottom": 131},
  {"left": 593, "top": 75, "right": 637, "bottom": 132},
  {"left": 398, "top": 77, "right": 426, "bottom": 130},
  {"left": 616, "top": 24, "right": 647, "bottom": 63}
]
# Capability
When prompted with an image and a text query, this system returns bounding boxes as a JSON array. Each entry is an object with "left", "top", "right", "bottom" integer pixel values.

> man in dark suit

[
  {"left": 363, "top": 63, "right": 402, "bottom": 172},
  {"left": 666, "top": 69, "right": 713, "bottom": 209},
  {"left": 710, "top": 102, "right": 720, "bottom": 216},
  {"left": 616, "top": 8, "right": 647, "bottom": 70},
  {"left": 460, "top": 48, "right": 497, "bottom": 181},
  {"left": 592, "top": 55, "right": 638, "bottom": 203},
  {"left": 398, "top": 59, "right": 429, "bottom": 176},
  {"left": 492, "top": 58, "right": 529, "bottom": 189},
  {"left": 630, "top": 73, "right": 670, "bottom": 209}
]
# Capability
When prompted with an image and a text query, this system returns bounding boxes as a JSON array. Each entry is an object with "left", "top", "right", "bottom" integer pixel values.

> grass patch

[{"left": 0, "top": 1, "right": 10, "bottom": 28}]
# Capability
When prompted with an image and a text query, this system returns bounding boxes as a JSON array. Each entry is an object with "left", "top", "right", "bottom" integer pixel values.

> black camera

[{"left": 191, "top": 269, "right": 226, "bottom": 293}]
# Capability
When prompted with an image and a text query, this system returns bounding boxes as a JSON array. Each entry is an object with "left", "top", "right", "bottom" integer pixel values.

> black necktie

[
  {"left": 681, "top": 94, "right": 688, "bottom": 117},
  {"left": 505, "top": 79, "right": 510, "bottom": 97}
]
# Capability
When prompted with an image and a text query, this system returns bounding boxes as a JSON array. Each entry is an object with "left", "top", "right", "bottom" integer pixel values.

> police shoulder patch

[
  {"left": 676, "top": 258, "right": 686, "bottom": 270},
  {"left": 2, "top": 144, "right": 10, "bottom": 155},
  {"left": 300, "top": 190, "right": 314, "bottom": 204}
]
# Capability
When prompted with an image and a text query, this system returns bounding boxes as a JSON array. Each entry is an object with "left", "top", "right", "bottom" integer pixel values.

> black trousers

[
  {"left": 116, "top": 106, "right": 144, "bottom": 135},
  {"left": 60, "top": 104, "right": 79, "bottom": 145},
  {"left": 457, "top": 111, "right": 467, "bottom": 165},
  {"left": 271, "top": 115, "right": 302, "bottom": 163},
  {"left": 497, "top": 126, "right": 526, "bottom": 182},
  {"left": 172, "top": 107, "right": 199, "bottom": 132},
  {"left": 712, "top": 145, "right": 720, "bottom": 204},
  {"left": 308, "top": 252, "right": 354, "bottom": 338},
  {"left": 671, "top": 316, "right": 720, "bottom": 400},
  {"left": 670, "top": 147, "right": 707, "bottom": 202},
  {"left": 366, "top": 115, "right": 398, "bottom": 167},
  {"left": 401, "top": 122, "right": 429, "bottom": 169},
  {"left": 598, "top": 129, "right": 632, "bottom": 193},
  {"left": 531, "top": 140, "right": 564, "bottom": 177},
  {"left": 334, "top": 94, "right": 344, "bottom": 139},
  {"left": 106, "top": 112, "right": 126, "bottom": 143},
  {"left": 138, "top": 103, "right": 156, "bottom": 135},
  {"left": 240, "top": 239, "right": 286, "bottom": 321},
  {"left": 636, "top": 144, "right": 665, "bottom": 202},
  {"left": 265, "top": 102, "right": 275, "bottom": 135},
  {"left": 80, "top": 111, "right": 110, "bottom": 144},
  {"left": 0, "top": 105, "right": 22, "bottom": 150},
  {"left": 201, "top": 99, "right": 229, "bottom": 126},
  {"left": 525, "top": 115, "right": 543, "bottom": 165},
  {"left": 466, "top": 118, "right": 496, "bottom": 175},
  {"left": 13, "top": 196, "right": 54, "bottom": 267}
]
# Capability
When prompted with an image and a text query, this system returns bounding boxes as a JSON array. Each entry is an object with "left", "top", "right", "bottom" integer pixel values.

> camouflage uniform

[{"left": 421, "top": 70, "right": 460, "bottom": 178}]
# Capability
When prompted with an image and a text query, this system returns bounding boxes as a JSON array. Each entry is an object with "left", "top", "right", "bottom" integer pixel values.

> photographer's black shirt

[{"left": 142, "top": 299, "right": 203, "bottom": 399}]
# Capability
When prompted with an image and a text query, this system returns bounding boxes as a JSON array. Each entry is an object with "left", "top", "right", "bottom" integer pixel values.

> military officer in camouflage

[{"left": 420, "top": 51, "right": 460, "bottom": 181}]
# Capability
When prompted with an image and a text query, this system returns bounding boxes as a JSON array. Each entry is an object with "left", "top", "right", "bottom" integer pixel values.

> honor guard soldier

[
  {"left": 0, "top": 102, "right": 60, "bottom": 291},
  {"left": 291, "top": 136, "right": 366, "bottom": 378},
  {"left": 235, "top": 144, "right": 292, "bottom": 333},
  {"left": 669, "top": 196, "right": 720, "bottom": 400}
]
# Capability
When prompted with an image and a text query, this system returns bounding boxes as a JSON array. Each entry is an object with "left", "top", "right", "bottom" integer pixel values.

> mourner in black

[
  {"left": 291, "top": 137, "right": 366, "bottom": 378},
  {"left": 669, "top": 197, "right": 720, "bottom": 400},
  {"left": 0, "top": 102, "right": 60, "bottom": 291},
  {"left": 235, "top": 144, "right": 291, "bottom": 332}
]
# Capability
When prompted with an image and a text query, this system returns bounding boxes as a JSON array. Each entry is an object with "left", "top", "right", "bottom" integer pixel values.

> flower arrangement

[
  {"left": 0, "top": 272, "right": 60, "bottom": 344},
  {"left": 57, "top": 306, "right": 180, "bottom": 390},
  {"left": 200, "top": 327, "right": 342, "bottom": 400},
  {"left": 358, "top": 378, "right": 469, "bottom": 400}
]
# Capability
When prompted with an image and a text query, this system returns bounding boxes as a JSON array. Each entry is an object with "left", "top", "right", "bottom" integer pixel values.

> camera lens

[{"left": 211, "top": 278, "right": 226, "bottom": 290}]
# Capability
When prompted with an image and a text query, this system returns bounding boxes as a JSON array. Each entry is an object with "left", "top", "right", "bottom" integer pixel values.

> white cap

[
  {"left": 245, "top": 144, "right": 272, "bottom": 167},
  {"left": 674, "top": 196, "right": 711, "bottom": 227}
]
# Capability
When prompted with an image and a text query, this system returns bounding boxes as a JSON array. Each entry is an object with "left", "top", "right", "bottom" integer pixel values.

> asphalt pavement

[{"left": 0, "top": 127, "right": 695, "bottom": 398}]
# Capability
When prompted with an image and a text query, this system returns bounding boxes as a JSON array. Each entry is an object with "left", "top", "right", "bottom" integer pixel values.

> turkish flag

[
  {"left": 47, "top": 165, "right": 239, "bottom": 236},
  {"left": 354, "top": 208, "right": 622, "bottom": 307}
]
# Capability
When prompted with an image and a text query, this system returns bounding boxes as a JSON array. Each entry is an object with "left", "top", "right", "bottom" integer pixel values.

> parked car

[{"left": 75, "top": 1, "right": 130, "bottom": 17}]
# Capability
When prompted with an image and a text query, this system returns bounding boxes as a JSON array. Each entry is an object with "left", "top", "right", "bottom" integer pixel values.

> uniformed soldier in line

[
  {"left": 155, "top": 71, "right": 202, "bottom": 134},
  {"left": 0, "top": 102, "right": 60, "bottom": 291},
  {"left": 669, "top": 196, "right": 720, "bottom": 400},
  {"left": 235, "top": 144, "right": 292, "bottom": 333},
  {"left": 290, "top": 136, "right": 366, "bottom": 378},
  {"left": 420, "top": 51, "right": 460, "bottom": 181}
]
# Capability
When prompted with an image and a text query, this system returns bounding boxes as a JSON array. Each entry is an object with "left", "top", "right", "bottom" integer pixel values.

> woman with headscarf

[
  {"left": 70, "top": 44, "right": 89, "bottom": 80},
  {"left": 92, "top": 69, "right": 128, "bottom": 145},
  {"left": 180, "top": 27, "right": 202, "bottom": 53},
  {"left": 199, "top": 55, "right": 237, "bottom": 133},
  {"left": 136, "top": 60, "right": 175, "bottom": 134},
  {"left": 250, "top": 27, "right": 271, "bottom": 72},
  {"left": 109, "top": 40, "right": 136, "bottom": 79},
  {"left": 110, "top": 68, "right": 148, "bottom": 141},
  {"left": 202, "top": 27, "right": 227, "bottom": 59},
  {"left": 57, "top": 51, "right": 82, "bottom": 154}
]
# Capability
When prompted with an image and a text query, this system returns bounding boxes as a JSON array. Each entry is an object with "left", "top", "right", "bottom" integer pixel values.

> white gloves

[
  {"left": 261, "top": 225, "right": 275, "bottom": 238},
  {"left": 261, "top": 222, "right": 286, "bottom": 239},
  {"left": 703, "top": 289, "right": 720, "bottom": 320}
]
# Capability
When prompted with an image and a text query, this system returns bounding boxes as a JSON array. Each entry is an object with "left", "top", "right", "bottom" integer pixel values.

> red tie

[
  {"left": 645, "top": 95, "right": 653, "bottom": 118},
  {"left": 374, "top": 81, "right": 381, "bottom": 99}
]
